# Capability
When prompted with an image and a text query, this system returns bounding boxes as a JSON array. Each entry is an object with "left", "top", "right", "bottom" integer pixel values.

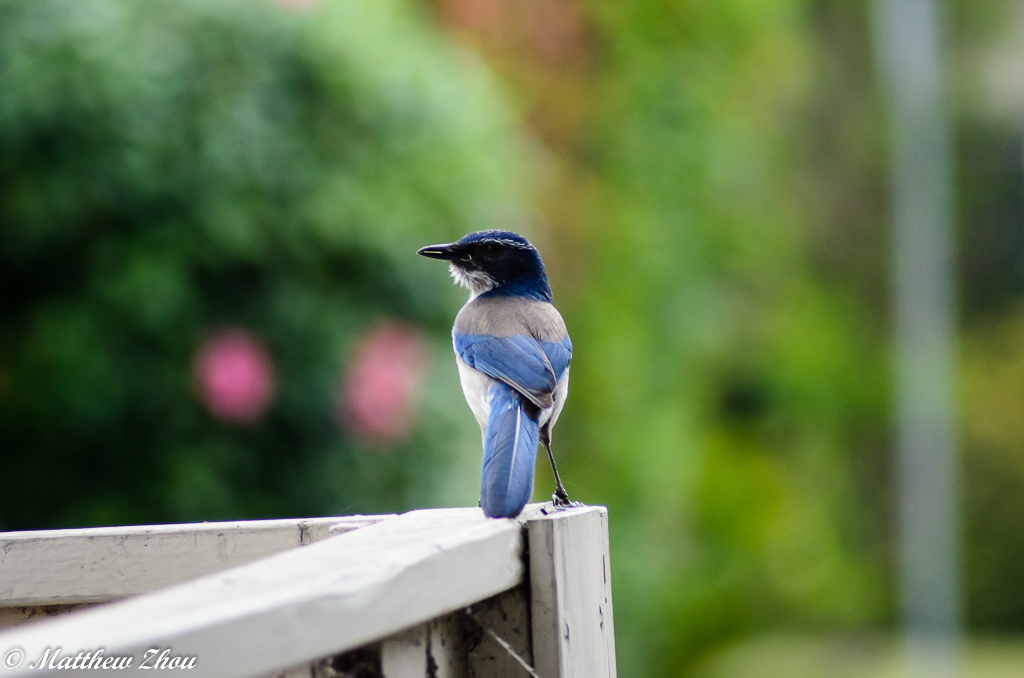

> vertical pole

[
  {"left": 870, "top": 1, "right": 962, "bottom": 677},
  {"left": 526, "top": 506, "right": 616, "bottom": 678}
]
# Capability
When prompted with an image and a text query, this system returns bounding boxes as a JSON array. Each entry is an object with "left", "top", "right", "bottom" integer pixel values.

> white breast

[{"left": 456, "top": 355, "right": 495, "bottom": 430}]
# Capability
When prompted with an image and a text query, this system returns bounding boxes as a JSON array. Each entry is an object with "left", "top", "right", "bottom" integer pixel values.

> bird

[{"left": 418, "top": 230, "right": 575, "bottom": 518}]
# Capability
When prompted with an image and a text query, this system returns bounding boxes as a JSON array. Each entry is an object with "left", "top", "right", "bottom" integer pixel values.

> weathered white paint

[
  {"left": 428, "top": 614, "right": 469, "bottom": 678},
  {"left": 467, "top": 587, "right": 534, "bottom": 678},
  {"left": 0, "top": 517, "right": 383, "bottom": 606},
  {"left": 0, "top": 604, "right": 99, "bottom": 632},
  {"left": 382, "top": 625, "right": 429, "bottom": 678},
  {"left": 528, "top": 505, "right": 617, "bottom": 678},
  {"left": 0, "top": 508, "right": 525, "bottom": 678},
  {"left": 359, "top": 613, "right": 473, "bottom": 678}
]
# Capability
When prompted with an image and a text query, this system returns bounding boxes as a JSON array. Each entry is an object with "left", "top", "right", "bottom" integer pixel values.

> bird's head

[{"left": 417, "top": 230, "right": 552, "bottom": 301}]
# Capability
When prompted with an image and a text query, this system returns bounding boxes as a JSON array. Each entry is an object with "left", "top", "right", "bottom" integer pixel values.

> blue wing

[
  {"left": 455, "top": 333, "right": 560, "bottom": 409},
  {"left": 537, "top": 337, "right": 572, "bottom": 381}
]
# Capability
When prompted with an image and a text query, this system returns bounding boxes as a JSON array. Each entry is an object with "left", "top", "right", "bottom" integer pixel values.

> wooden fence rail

[{"left": 0, "top": 505, "right": 615, "bottom": 678}]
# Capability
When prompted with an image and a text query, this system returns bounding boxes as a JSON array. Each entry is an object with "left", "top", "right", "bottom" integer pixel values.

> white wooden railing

[{"left": 0, "top": 505, "right": 615, "bottom": 677}]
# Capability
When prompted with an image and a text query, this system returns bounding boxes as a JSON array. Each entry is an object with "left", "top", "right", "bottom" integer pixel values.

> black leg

[{"left": 544, "top": 439, "right": 574, "bottom": 507}]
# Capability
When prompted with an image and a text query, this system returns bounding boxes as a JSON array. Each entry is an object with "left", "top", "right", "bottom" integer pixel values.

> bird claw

[{"left": 550, "top": 491, "right": 584, "bottom": 511}]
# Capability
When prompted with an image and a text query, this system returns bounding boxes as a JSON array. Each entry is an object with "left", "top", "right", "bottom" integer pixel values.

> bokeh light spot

[
  {"left": 193, "top": 328, "right": 276, "bottom": 425},
  {"left": 340, "top": 321, "right": 429, "bottom": 447}
]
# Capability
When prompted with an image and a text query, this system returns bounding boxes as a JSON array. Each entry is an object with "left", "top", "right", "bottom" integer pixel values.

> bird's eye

[{"left": 484, "top": 243, "right": 497, "bottom": 255}]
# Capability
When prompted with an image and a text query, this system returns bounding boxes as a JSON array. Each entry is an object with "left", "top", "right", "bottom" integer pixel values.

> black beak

[{"left": 417, "top": 243, "right": 459, "bottom": 261}]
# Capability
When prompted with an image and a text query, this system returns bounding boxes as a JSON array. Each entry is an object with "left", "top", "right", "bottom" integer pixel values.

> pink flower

[
  {"left": 340, "top": 322, "right": 429, "bottom": 446},
  {"left": 193, "top": 328, "right": 275, "bottom": 424}
]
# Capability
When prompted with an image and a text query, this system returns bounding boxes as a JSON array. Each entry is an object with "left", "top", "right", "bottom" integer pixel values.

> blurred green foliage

[
  {"left": 433, "top": 0, "right": 1024, "bottom": 674},
  {"left": 0, "top": 0, "right": 527, "bottom": 527},
  {"left": 4, "top": 0, "right": 1024, "bottom": 676},
  {"left": 537, "top": 2, "right": 892, "bottom": 673}
]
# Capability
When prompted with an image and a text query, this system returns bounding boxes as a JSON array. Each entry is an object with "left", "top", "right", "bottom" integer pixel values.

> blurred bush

[
  {"left": 0, "top": 0, "right": 531, "bottom": 528},
  {"left": 559, "top": 3, "right": 892, "bottom": 671}
]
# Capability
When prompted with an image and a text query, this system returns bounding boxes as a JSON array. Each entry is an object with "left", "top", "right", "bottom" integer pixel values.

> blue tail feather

[{"left": 480, "top": 382, "right": 539, "bottom": 518}]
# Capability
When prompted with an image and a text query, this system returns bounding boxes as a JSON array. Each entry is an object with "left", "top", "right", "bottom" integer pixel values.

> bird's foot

[{"left": 549, "top": 490, "right": 584, "bottom": 511}]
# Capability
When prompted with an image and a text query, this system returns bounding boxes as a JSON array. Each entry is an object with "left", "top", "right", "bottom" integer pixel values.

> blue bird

[{"left": 418, "top": 230, "right": 575, "bottom": 518}]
